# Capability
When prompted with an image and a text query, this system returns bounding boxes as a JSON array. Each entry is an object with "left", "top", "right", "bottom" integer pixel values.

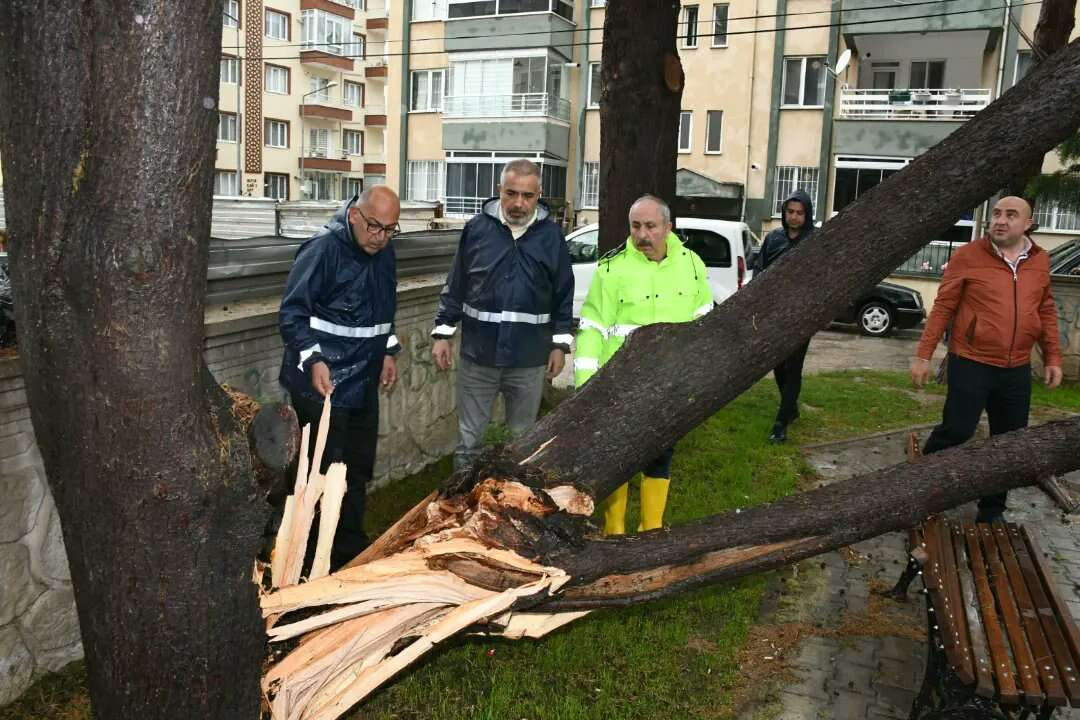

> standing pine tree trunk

[
  {"left": 0, "top": 3, "right": 267, "bottom": 717},
  {"left": 597, "top": 0, "right": 684, "bottom": 255}
]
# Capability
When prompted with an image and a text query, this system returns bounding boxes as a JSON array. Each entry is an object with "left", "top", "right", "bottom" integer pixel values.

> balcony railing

[
  {"left": 443, "top": 93, "right": 571, "bottom": 122},
  {"left": 444, "top": 196, "right": 487, "bottom": 217},
  {"left": 304, "top": 144, "right": 350, "bottom": 160},
  {"left": 838, "top": 87, "right": 992, "bottom": 120}
]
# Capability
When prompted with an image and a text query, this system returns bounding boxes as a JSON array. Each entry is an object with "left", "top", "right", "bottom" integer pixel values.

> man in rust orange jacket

[{"left": 911, "top": 196, "right": 1063, "bottom": 523}]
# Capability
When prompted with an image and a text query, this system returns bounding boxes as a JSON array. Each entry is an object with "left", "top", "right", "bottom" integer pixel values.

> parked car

[
  {"left": 565, "top": 218, "right": 757, "bottom": 317},
  {"left": 834, "top": 280, "right": 925, "bottom": 337}
]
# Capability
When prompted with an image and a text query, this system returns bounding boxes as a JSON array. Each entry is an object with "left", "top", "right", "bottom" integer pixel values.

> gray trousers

[{"left": 455, "top": 357, "right": 546, "bottom": 470}]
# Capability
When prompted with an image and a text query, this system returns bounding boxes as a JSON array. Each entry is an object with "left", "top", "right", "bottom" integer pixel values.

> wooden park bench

[{"left": 886, "top": 515, "right": 1080, "bottom": 719}]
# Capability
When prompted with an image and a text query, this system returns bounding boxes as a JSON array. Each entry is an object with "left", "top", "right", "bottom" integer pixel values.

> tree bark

[
  {"left": 1002, "top": 0, "right": 1076, "bottom": 199},
  {"left": 0, "top": 3, "right": 267, "bottom": 718},
  {"left": 508, "top": 38, "right": 1080, "bottom": 502},
  {"left": 596, "top": 0, "right": 683, "bottom": 255}
]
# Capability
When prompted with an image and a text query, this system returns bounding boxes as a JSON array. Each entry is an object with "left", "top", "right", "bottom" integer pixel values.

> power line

[
  {"left": 221, "top": 0, "right": 982, "bottom": 51},
  {"left": 228, "top": 2, "right": 1043, "bottom": 62}
]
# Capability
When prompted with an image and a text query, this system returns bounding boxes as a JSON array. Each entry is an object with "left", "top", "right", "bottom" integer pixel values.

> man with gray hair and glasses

[{"left": 432, "top": 158, "right": 574, "bottom": 470}]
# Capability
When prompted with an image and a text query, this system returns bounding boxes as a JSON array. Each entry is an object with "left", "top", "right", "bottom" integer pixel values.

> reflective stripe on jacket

[{"left": 574, "top": 233, "right": 713, "bottom": 387}]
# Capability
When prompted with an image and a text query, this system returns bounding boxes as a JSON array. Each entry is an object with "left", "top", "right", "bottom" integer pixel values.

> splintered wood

[{"left": 260, "top": 396, "right": 595, "bottom": 720}]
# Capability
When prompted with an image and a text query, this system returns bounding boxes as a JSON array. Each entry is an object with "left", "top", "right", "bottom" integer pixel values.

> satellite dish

[{"left": 834, "top": 49, "right": 852, "bottom": 76}]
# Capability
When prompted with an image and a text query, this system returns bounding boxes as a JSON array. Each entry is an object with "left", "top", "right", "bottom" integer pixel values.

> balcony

[
  {"left": 445, "top": 8, "right": 576, "bottom": 58},
  {"left": 301, "top": 0, "right": 356, "bottom": 19},
  {"left": 841, "top": 0, "right": 1003, "bottom": 36},
  {"left": 364, "top": 109, "right": 388, "bottom": 127},
  {"left": 365, "top": 64, "right": 388, "bottom": 79},
  {"left": 299, "top": 145, "right": 352, "bottom": 172},
  {"left": 443, "top": 93, "right": 571, "bottom": 122},
  {"left": 301, "top": 96, "right": 354, "bottom": 121},
  {"left": 300, "top": 49, "right": 355, "bottom": 71},
  {"left": 838, "top": 87, "right": 991, "bottom": 120}
]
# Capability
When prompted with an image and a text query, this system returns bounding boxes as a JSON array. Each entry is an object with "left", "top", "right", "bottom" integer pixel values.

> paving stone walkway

[{"left": 741, "top": 423, "right": 1080, "bottom": 720}]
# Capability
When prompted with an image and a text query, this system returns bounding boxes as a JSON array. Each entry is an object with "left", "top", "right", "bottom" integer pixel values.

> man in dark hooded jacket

[
  {"left": 278, "top": 186, "right": 401, "bottom": 569},
  {"left": 753, "top": 188, "right": 815, "bottom": 443}
]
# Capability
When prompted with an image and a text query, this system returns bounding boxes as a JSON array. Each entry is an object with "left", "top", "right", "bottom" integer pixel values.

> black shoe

[{"left": 768, "top": 423, "right": 788, "bottom": 444}]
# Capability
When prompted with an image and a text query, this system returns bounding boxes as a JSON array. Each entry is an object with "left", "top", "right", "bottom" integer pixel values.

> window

[
  {"left": 221, "top": 56, "right": 239, "bottom": 84},
  {"left": 1015, "top": 50, "right": 1034, "bottom": 85},
  {"left": 682, "top": 5, "right": 699, "bottom": 48},
  {"left": 343, "top": 177, "right": 364, "bottom": 199},
  {"left": 304, "top": 171, "right": 337, "bottom": 200},
  {"left": 832, "top": 167, "right": 899, "bottom": 213},
  {"left": 264, "top": 172, "right": 289, "bottom": 200},
  {"left": 308, "top": 77, "right": 333, "bottom": 103},
  {"left": 910, "top": 60, "right": 945, "bottom": 89},
  {"left": 223, "top": 0, "right": 239, "bottom": 27},
  {"left": 264, "top": 119, "right": 289, "bottom": 148},
  {"left": 590, "top": 0, "right": 606, "bottom": 5},
  {"left": 705, "top": 110, "right": 723, "bottom": 153},
  {"left": 871, "top": 62, "right": 898, "bottom": 89},
  {"left": 677, "top": 229, "right": 732, "bottom": 268},
  {"left": 265, "top": 64, "right": 290, "bottom": 94},
  {"left": 782, "top": 56, "right": 826, "bottom": 107},
  {"left": 411, "top": 69, "right": 445, "bottom": 111},
  {"left": 1034, "top": 198, "right": 1080, "bottom": 232},
  {"left": 582, "top": 161, "right": 599, "bottom": 208},
  {"left": 347, "top": 33, "right": 365, "bottom": 59},
  {"left": 343, "top": 130, "right": 364, "bottom": 156},
  {"left": 265, "top": 9, "right": 289, "bottom": 40},
  {"left": 413, "top": 0, "right": 448, "bottom": 21},
  {"left": 215, "top": 170, "right": 239, "bottom": 196},
  {"left": 407, "top": 160, "right": 446, "bottom": 201},
  {"left": 448, "top": 0, "right": 497, "bottom": 17},
  {"left": 711, "top": 4, "right": 728, "bottom": 47},
  {"left": 301, "top": 10, "right": 351, "bottom": 55},
  {"left": 218, "top": 112, "right": 238, "bottom": 143},
  {"left": 588, "top": 62, "right": 601, "bottom": 107},
  {"left": 773, "top": 166, "right": 819, "bottom": 216},
  {"left": 344, "top": 81, "right": 363, "bottom": 108},
  {"left": 447, "top": 0, "right": 572, "bottom": 20},
  {"left": 308, "top": 128, "right": 331, "bottom": 157},
  {"left": 677, "top": 111, "right": 693, "bottom": 153}
]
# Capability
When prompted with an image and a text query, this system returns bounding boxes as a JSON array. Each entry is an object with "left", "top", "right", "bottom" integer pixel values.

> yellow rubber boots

[
  {"left": 638, "top": 476, "right": 671, "bottom": 531},
  {"left": 600, "top": 483, "right": 628, "bottom": 535}
]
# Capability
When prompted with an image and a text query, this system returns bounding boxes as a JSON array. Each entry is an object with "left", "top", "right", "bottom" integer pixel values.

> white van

[{"left": 565, "top": 218, "right": 758, "bottom": 317}]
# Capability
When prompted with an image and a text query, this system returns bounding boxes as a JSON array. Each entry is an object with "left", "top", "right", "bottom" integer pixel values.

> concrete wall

[{"left": 0, "top": 275, "right": 457, "bottom": 705}]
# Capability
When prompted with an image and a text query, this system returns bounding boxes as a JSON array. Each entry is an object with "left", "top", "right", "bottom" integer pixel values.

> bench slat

[
  {"left": 924, "top": 517, "right": 971, "bottom": 679},
  {"left": 1021, "top": 526, "right": 1080, "bottom": 707},
  {"left": 962, "top": 521, "right": 1018, "bottom": 704},
  {"left": 980, "top": 524, "right": 1044, "bottom": 707},
  {"left": 1009, "top": 525, "right": 1080, "bottom": 706},
  {"left": 994, "top": 523, "right": 1068, "bottom": 706},
  {"left": 952, "top": 524, "right": 996, "bottom": 698},
  {"left": 933, "top": 518, "right": 977, "bottom": 684}
]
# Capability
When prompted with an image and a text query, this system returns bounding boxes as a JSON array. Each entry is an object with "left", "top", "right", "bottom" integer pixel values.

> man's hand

[
  {"left": 311, "top": 361, "right": 333, "bottom": 397},
  {"left": 910, "top": 357, "right": 931, "bottom": 389},
  {"left": 1045, "top": 364, "right": 1063, "bottom": 390},
  {"left": 381, "top": 355, "right": 398, "bottom": 389},
  {"left": 432, "top": 339, "right": 452, "bottom": 371},
  {"left": 546, "top": 348, "right": 566, "bottom": 379}
]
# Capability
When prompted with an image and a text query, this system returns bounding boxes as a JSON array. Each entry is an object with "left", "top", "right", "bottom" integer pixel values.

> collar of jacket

[
  {"left": 481, "top": 196, "right": 552, "bottom": 227},
  {"left": 974, "top": 233, "right": 1043, "bottom": 261},
  {"left": 325, "top": 197, "right": 375, "bottom": 259},
  {"left": 620, "top": 231, "right": 685, "bottom": 264}
]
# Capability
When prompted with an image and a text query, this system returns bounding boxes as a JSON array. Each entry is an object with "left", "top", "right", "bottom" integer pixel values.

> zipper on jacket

[{"left": 1006, "top": 266, "right": 1019, "bottom": 365}]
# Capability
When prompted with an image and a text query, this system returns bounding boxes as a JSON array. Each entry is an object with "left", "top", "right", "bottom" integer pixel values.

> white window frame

[
  {"left": 413, "top": 0, "right": 448, "bottom": 21},
  {"left": 773, "top": 166, "right": 819, "bottom": 217},
  {"left": 681, "top": 5, "right": 700, "bottom": 49},
  {"left": 301, "top": 9, "right": 351, "bottom": 56},
  {"left": 410, "top": 69, "right": 446, "bottom": 112},
  {"left": 218, "top": 112, "right": 238, "bottom": 143},
  {"left": 582, "top": 161, "right": 599, "bottom": 209},
  {"left": 223, "top": 0, "right": 239, "bottom": 27},
  {"left": 1034, "top": 198, "right": 1080, "bottom": 233},
  {"left": 220, "top": 56, "right": 239, "bottom": 84},
  {"left": 677, "top": 111, "right": 693, "bottom": 153},
  {"left": 711, "top": 3, "right": 729, "bottom": 47},
  {"left": 590, "top": 0, "right": 606, "bottom": 5},
  {"left": 264, "top": 172, "right": 289, "bottom": 200},
  {"left": 705, "top": 110, "right": 723, "bottom": 154},
  {"left": 343, "top": 81, "right": 363, "bottom": 108},
  {"left": 587, "top": 62, "right": 601, "bottom": 108},
  {"left": 343, "top": 177, "right": 364, "bottom": 200},
  {"left": 265, "top": 9, "right": 289, "bottom": 40},
  {"left": 1014, "top": 50, "right": 1034, "bottom": 86},
  {"left": 407, "top": 160, "right": 446, "bottom": 202},
  {"left": 781, "top": 56, "right": 827, "bottom": 108},
  {"left": 343, "top": 130, "right": 364, "bottom": 157},
  {"left": 265, "top": 119, "right": 288, "bottom": 148},
  {"left": 215, "top": 170, "right": 239, "bottom": 196},
  {"left": 265, "top": 64, "right": 289, "bottom": 94}
]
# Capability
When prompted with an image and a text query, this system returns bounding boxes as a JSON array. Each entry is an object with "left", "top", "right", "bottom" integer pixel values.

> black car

[{"left": 834, "top": 280, "right": 926, "bottom": 337}]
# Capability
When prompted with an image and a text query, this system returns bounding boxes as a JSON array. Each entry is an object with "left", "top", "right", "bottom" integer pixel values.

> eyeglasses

[{"left": 356, "top": 208, "right": 400, "bottom": 239}]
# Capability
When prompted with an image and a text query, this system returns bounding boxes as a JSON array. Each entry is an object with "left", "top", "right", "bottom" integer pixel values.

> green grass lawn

[{"left": 4, "top": 371, "right": 1077, "bottom": 720}]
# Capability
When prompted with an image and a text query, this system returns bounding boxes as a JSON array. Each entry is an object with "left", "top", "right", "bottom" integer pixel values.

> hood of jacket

[
  {"left": 780, "top": 189, "right": 814, "bottom": 241},
  {"left": 480, "top": 196, "right": 552, "bottom": 227}
]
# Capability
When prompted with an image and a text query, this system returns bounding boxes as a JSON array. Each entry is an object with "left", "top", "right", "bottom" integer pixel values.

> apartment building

[
  {"left": 384, "top": 0, "right": 1079, "bottom": 293},
  {"left": 214, "top": 0, "right": 390, "bottom": 202}
]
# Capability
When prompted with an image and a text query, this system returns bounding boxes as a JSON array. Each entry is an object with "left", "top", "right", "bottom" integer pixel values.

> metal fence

[{"left": 894, "top": 240, "right": 961, "bottom": 277}]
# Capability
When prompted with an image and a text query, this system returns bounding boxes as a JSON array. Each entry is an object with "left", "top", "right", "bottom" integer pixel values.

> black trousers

[
  {"left": 922, "top": 354, "right": 1031, "bottom": 516},
  {"left": 773, "top": 340, "right": 811, "bottom": 427},
  {"left": 291, "top": 389, "right": 379, "bottom": 570}
]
